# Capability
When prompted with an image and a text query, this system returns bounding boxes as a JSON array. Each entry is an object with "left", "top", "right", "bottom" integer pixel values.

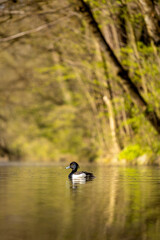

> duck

[{"left": 65, "top": 161, "right": 95, "bottom": 180}]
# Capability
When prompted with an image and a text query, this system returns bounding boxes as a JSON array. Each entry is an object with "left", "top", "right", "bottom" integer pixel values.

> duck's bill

[{"left": 65, "top": 166, "right": 70, "bottom": 169}]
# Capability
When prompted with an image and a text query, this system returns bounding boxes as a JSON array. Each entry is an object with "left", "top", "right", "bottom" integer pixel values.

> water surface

[{"left": 0, "top": 163, "right": 160, "bottom": 240}]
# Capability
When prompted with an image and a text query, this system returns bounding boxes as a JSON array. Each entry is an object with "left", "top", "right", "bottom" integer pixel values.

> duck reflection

[{"left": 69, "top": 178, "right": 94, "bottom": 190}]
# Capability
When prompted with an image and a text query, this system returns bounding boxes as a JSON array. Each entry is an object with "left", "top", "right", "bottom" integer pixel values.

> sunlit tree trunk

[
  {"left": 100, "top": 50, "right": 123, "bottom": 149},
  {"left": 103, "top": 95, "right": 120, "bottom": 158},
  {"left": 93, "top": 42, "right": 112, "bottom": 153},
  {"left": 76, "top": 0, "right": 160, "bottom": 134}
]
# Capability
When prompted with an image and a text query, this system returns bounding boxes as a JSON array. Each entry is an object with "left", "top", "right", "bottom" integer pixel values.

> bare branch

[
  {"left": 0, "top": 0, "right": 8, "bottom": 4},
  {"left": 0, "top": 10, "right": 25, "bottom": 15},
  {"left": 0, "top": 5, "right": 71, "bottom": 17},
  {"left": 0, "top": 14, "right": 73, "bottom": 43}
]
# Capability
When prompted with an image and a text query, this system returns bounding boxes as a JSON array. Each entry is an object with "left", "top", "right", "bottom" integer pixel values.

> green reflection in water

[{"left": 0, "top": 164, "right": 160, "bottom": 240}]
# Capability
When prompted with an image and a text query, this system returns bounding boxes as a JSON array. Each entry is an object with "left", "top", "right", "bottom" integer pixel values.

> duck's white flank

[{"left": 72, "top": 173, "right": 86, "bottom": 179}]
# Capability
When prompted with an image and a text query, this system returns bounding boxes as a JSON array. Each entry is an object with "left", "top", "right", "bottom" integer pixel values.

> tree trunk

[
  {"left": 126, "top": 3, "right": 148, "bottom": 95},
  {"left": 103, "top": 95, "right": 120, "bottom": 157},
  {"left": 76, "top": 0, "right": 160, "bottom": 134},
  {"left": 101, "top": 50, "right": 123, "bottom": 148},
  {"left": 138, "top": 0, "right": 160, "bottom": 46}
]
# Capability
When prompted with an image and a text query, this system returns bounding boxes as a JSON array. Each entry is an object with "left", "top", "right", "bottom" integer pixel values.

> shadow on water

[{"left": 0, "top": 164, "right": 160, "bottom": 240}]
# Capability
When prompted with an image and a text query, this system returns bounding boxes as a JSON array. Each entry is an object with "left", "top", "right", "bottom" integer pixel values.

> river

[{"left": 0, "top": 163, "right": 160, "bottom": 240}]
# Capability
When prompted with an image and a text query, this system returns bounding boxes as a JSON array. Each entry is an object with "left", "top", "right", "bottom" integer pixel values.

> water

[{"left": 0, "top": 163, "right": 160, "bottom": 240}]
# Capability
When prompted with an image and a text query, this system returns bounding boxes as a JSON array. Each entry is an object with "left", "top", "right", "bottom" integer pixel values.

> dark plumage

[{"left": 65, "top": 162, "right": 95, "bottom": 180}]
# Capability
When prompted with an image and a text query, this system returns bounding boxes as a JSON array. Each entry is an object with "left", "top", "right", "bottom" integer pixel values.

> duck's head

[{"left": 65, "top": 162, "right": 79, "bottom": 171}]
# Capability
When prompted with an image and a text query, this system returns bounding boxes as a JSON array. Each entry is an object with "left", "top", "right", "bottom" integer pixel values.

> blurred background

[{"left": 0, "top": 0, "right": 160, "bottom": 164}]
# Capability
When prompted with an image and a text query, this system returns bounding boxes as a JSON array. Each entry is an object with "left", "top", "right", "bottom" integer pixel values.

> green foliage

[
  {"left": 118, "top": 144, "right": 150, "bottom": 162},
  {"left": 0, "top": 0, "right": 160, "bottom": 164}
]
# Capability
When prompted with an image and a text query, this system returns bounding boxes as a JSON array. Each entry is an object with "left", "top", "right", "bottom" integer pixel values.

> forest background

[{"left": 0, "top": 0, "right": 160, "bottom": 164}]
